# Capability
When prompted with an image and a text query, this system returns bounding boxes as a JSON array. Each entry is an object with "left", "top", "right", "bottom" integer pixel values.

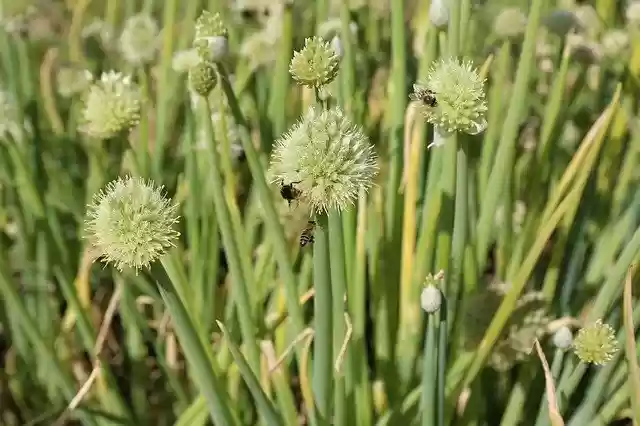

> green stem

[
  {"left": 437, "top": 297, "right": 448, "bottom": 426},
  {"left": 386, "top": 0, "right": 407, "bottom": 236},
  {"left": 199, "top": 97, "right": 261, "bottom": 372},
  {"left": 329, "top": 212, "right": 347, "bottom": 426},
  {"left": 421, "top": 314, "right": 438, "bottom": 426},
  {"left": 152, "top": 262, "right": 237, "bottom": 426},
  {"left": 217, "top": 65, "right": 306, "bottom": 356},
  {"left": 313, "top": 214, "right": 333, "bottom": 421}
]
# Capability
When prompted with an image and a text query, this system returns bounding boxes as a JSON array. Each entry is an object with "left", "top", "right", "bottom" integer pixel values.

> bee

[
  {"left": 410, "top": 87, "right": 438, "bottom": 107},
  {"left": 279, "top": 180, "right": 302, "bottom": 206},
  {"left": 299, "top": 220, "right": 316, "bottom": 247}
]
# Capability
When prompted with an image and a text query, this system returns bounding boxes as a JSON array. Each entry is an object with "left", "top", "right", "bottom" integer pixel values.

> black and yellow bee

[
  {"left": 299, "top": 220, "right": 316, "bottom": 247},
  {"left": 410, "top": 87, "right": 438, "bottom": 107},
  {"left": 279, "top": 180, "right": 302, "bottom": 206}
]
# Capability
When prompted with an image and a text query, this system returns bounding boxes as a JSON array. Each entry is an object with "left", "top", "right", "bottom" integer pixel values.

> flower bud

[
  {"left": 331, "top": 35, "right": 344, "bottom": 59},
  {"left": 56, "top": 66, "right": 93, "bottom": 98},
  {"left": 543, "top": 10, "right": 579, "bottom": 36},
  {"left": 289, "top": 36, "right": 341, "bottom": 88},
  {"left": 79, "top": 71, "right": 142, "bottom": 140},
  {"left": 493, "top": 8, "right": 527, "bottom": 39},
  {"left": 575, "top": 5, "right": 602, "bottom": 38},
  {"left": 627, "top": 1, "right": 640, "bottom": 27},
  {"left": 573, "top": 319, "right": 618, "bottom": 365},
  {"left": 172, "top": 48, "right": 202, "bottom": 73},
  {"left": 602, "top": 29, "right": 630, "bottom": 59},
  {"left": 118, "top": 13, "right": 159, "bottom": 65},
  {"left": 85, "top": 176, "right": 180, "bottom": 271},
  {"left": 269, "top": 106, "right": 378, "bottom": 213},
  {"left": 552, "top": 326, "right": 573, "bottom": 350},
  {"left": 420, "top": 271, "right": 444, "bottom": 313},
  {"left": 429, "top": 0, "right": 449, "bottom": 29},
  {"left": 412, "top": 58, "right": 488, "bottom": 137},
  {"left": 188, "top": 61, "right": 218, "bottom": 97}
]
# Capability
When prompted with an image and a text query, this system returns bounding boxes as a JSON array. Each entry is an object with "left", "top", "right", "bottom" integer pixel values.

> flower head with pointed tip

[
  {"left": 269, "top": 107, "right": 377, "bottom": 213},
  {"left": 80, "top": 71, "right": 142, "bottom": 140},
  {"left": 412, "top": 58, "right": 487, "bottom": 137},
  {"left": 85, "top": 176, "right": 180, "bottom": 272},
  {"left": 289, "top": 36, "right": 341, "bottom": 88}
]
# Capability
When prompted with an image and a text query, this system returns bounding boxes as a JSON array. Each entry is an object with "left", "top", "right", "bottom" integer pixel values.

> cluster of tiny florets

[
  {"left": 85, "top": 176, "right": 180, "bottom": 272},
  {"left": 79, "top": 71, "right": 142, "bottom": 140},
  {"left": 601, "top": 29, "right": 630, "bottom": 60},
  {"left": 118, "top": 14, "right": 159, "bottom": 65},
  {"left": 193, "top": 10, "right": 229, "bottom": 62},
  {"left": 188, "top": 61, "right": 218, "bottom": 97},
  {"left": 289, "top": 36, "right": 341, "bottom": 88},
  {"left": 572, "top": 319, "right": 619, "bottom": 365},
  {"left": 269, "top": 106, "right": 378, "bottom": 213},
  {"left": 412, "top": 58, "right": 487, "bottom": 137},
  {"left": 493, "top": 8, "right": 527, "bottom": 39},
  {"left": 56, "top": 66, "right": 93, "bottom": 98},
  {"left": 172, "top": 48, "right": 202, "bottom": 73}
]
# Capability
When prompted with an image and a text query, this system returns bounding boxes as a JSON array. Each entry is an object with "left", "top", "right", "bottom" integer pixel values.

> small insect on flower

[
  {"left": 299, "top": 220, "right": 316, "bottom": 247},
  {"left": 410, "top": 86, "right": 438, "bottom": 107},
  {"left": 279, "top": 180, "right": 302, "bottom": 207}
]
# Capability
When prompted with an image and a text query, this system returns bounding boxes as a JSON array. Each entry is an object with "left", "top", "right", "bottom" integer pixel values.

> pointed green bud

[
  {"left": 573, "top": 319, "right": 618, "bottom": 365},
  {"left": 411, "top": 58, "right": 487, "bottom": 138},
  {"left": 85, "top": 176, "right": 180, "bottom": 272},
  {"left": 188, "top": 61, "right": 217, "bottom": 97},
  {"left": 289, "top": 36, "right": 341, "bottom": 88}
]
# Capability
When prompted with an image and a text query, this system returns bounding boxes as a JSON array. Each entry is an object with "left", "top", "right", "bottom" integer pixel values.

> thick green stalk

[
  {"left": 328, "top": 212, "right": 348, "bottom": 426},
  {"left": 437, "top": 298, "right": 448, "bottom": 426},
  {"left": 152, "top": 263, "right": 237, "bottom": 426},
  {"left": 351, "top": 190, "right": 373, "bottom": 426},
  {"left": 199, "top": 98, "right": 261, "bottom": 372},
  {"left": 475, "top": 0, "right": 546, "bottom": 270},
  {"left": 313, "top": 214, "right": 333, "bottom": 421},
  {"left": 386, "top": 0, "right": 407, "bottom": 235},
  {"left": 269, "top": 3, "right": 293, "bottom": 138},
  {"left": 448, "top": 142, "right": 467, "bottom": 329},
  {"left": 420, "top": 314, "right": 438, "bottom": 426},
  {"left": 152, "top": 0, "right": 177, "bottom": 179},
  {"left": 218, "top": 323, "right": 284, "bottom": 426},
  {"left": 217, "top": 66, "right": 306, "bottom": 352}
]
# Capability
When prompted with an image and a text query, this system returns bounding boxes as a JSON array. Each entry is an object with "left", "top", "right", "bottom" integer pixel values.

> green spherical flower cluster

[
  {"left": 289, "top": 36, "right": 341, "bottom": 88},
  {"left": 573, "top": 319, "right": 619, "bottom": 365},
  {"left": 188, "top": 61, "right": 218, "bottom": 97},
  {"left": 412, "top": 58, "right": 487, "bottom": 137},
  {"left": 493, "top": 7, "right": 527, "bottom": 39},
  {"left": 118, "top": 13, "right": 159, "bottom": 65},
  {"left": 80, "top": 71, "right": 142, "bottom": 140},
  {"left": 85, "top": 176, "right": 180, "bottom": 271},
  {"left": 269, "top": 107, "right": 378, "bottom": 213},
  {"left": 56, "top": 66, "right": 93, "bottom": 98}
]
